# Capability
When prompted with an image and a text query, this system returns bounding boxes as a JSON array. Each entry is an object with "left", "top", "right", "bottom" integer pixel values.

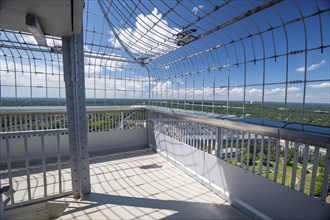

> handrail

[
  {"left": 0, "top": 129, "right": 68, "bottom": 138},
  {"left": 0, "top": 106, "right": 145, "bottom": 115},
  {"left": 146, "top": 106, "right": 330, "bottom": 149},
  {"left": 1, "top": 105, "right": 329, "bottom": 148}
]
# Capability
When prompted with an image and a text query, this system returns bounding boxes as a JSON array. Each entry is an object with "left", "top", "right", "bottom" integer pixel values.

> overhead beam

[
  {"left": 0, "top": 42, "right": 140, "bottom": 64},
  {"left": 145, "top": 0, "right": 283, "bottom": 63},
  {"left": 196, "top": 0, "right": 284, "bottom": 40}
]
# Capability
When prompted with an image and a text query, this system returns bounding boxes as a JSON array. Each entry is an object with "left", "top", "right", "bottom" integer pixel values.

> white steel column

[{"left": 62, "top": 32, "right": 91, "bottom": 199}]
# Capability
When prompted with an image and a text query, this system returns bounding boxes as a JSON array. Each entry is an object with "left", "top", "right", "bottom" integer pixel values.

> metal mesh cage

[{"left": 0, "top": 0, "right": 329, "bottom": 126}]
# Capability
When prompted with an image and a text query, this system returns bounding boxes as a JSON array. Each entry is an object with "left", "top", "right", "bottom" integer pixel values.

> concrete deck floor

[
  {"left": 53, "top": 150, "right": 250, "bottom": 219},
  {"left": 2, "top": 149, "right": 250, "bottom": 219}
]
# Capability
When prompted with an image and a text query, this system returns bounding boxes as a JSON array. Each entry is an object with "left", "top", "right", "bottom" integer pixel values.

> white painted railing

[
  {"left": 0, "top": 106, "right": 147, "bottom": 209},
  {"left": 147, "top": 107, "right": 330, "bottom": 202},
  {"left": 0, "top": 106, "right": 146, "bottom": 133},
  {"left": 0, "top": 129, "right": 71, "bottom": 209}
]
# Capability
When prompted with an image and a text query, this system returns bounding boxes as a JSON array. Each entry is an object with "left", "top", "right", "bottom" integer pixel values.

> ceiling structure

[{"left": 0, "top": 0, "right": 84, "bottom": 37}]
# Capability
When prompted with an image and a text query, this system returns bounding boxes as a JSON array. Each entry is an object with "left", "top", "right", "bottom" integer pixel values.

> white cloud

[
  {"left": 151, "top": 83, "right": 305, "bottom": 102},
  {"left": 84, "top": 45, "right": 127, "bottom": 74},
  {"left": 264, "top": 87, "right": 300, "bottom": 94},
  {"left": 296, "top": 60, "right": 326, "bottom": 72},
  {"left": 19, "top": 34, "right": 37, "bottom": 44},
  {"left": 0, "top": 51, "right": 147, "bottom": 99},
  {"left": 109, "top": 8, "right": 180, "bottom": 55},
  {"left": 152, "top": 81, "right": 172, "bottom": 94},
  {"left": 307, "top": 82, "right": 330, "bottom": 89},
  {"left": 18, "top": 34, "right": 62, "bottom": 47},
  {"left": 46, "top": 38, "right": 62, "bottom": 47},
  {"left": 287, "top": 87, "right": 301, "bottom": 92},
  {"left": 0, "top": 59, "right": 65, "bottom": 98},
  {"left": 84, "top": 76, "right": 149, "bottom": 99},
  {"left": 192, "top": 5, "right": 204, "bottom": 15}
]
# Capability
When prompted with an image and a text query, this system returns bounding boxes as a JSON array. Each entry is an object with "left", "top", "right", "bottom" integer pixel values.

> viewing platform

[
  {"left": 2, "top": 150, "right": 249, "bottom": 219},
  {"left": 1, "top": 0, "right": 329, "bottom": 219}
]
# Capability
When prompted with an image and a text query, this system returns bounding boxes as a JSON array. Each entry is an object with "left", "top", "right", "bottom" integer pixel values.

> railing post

[
  {"left": 62, "top": 30, "right": 90, "bottom": 199},
  {"left": 321, "top": 149, "right": 330, "bottom": 201},
  {"left": 216, "top": 127, "right": 223, "bottom": 158},
  {"left": 147, "top": 112, "right": 151, "bottom": 148},
  {"left": 0, "top": 191, "right": 4, "bottom": 220},
  {"left": 120, "top": 112, "right": 124, "bottom": 130},
  {"left": 147, "top": 111, "right": 156, "bottom": 150}
]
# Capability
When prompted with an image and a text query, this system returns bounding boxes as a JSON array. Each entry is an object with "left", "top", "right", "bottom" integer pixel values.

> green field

[{"left": 152, "top": 100, "right": 330, "bottom": 127}]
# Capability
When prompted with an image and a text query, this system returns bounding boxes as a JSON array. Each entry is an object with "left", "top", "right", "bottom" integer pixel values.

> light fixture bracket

[{"left": 25, "top": 14, "right": 47, "bottom": 46}]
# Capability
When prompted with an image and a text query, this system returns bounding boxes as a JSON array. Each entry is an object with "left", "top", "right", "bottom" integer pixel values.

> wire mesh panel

[
  {"left": 143, "top": 0, "right": 330, "bottom": 127},
  {"left": 1, "top": 0, "right": 329, "bottom": 128}
]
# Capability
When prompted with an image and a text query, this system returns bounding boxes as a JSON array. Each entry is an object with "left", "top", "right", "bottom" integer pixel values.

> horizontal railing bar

[
  {"left": 86, "top": 106, "right": 145, "bottom": 113},
  {"left": 0, "top": 108, "right": 67, "bottom": 115},
  {"left": 0, "top": 106, "right": 145, "bottom": 115},
  {"left": 0, "top": 42, "right": 139, "bottom": 64},
  {"left": 146, "top": 107, "right": 330, "bottom": 149},
  {"left": 279, "top": 129, "right": 330, "bottom": 150},
  {"left": 0, "top": 129, "right": 68, "bottom": 138},
  {"left": 148, "top": 107, "right": 279, "bottom": 136}
]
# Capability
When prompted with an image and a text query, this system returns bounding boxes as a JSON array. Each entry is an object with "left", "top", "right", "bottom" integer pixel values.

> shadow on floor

[{"left": 61, "top": 192, "right": 250, "bottom": 220}]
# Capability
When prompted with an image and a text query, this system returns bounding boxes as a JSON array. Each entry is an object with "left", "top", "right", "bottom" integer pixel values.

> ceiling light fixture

[{"left": 175, "top": 29, "right": 197, "bottom": 46}]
